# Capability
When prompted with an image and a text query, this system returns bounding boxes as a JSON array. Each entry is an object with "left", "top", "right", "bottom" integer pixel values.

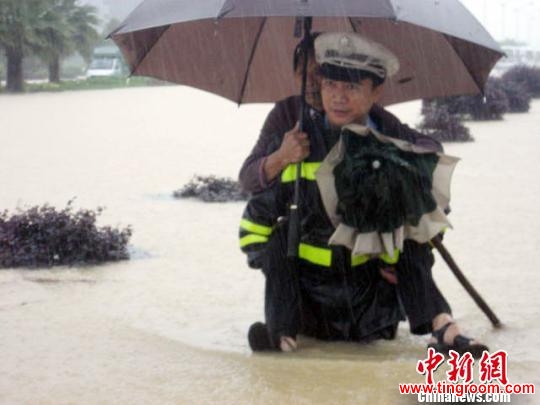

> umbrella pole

[
  {"left": 287, "top": 16, "right": 312, "bottom": 259},
  {"left": 284, "top": 17, "right": 312, "bottom": 337},
  {"left": 431, "top": 235, "right": 502, "bottom": 328}
]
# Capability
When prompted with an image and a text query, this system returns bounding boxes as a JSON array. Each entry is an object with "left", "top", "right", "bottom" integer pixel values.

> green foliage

[
  {"left": 0, "top": 0, "right": 100, "bottom": 89},
  {"left": 0, "top": 202, "right": 132, "bottom": 269},
  {"left": 35, "top": 0, "right": 100, "bottom": 78},
  {"left": 502, "top": 65, "right": 540, "bottom": 98},
  {"left": 174, "top": 175, "right": 249, "bottom": 202},
  {"left": 0, "top": 0, "right": 52, "bottom": 91},
  {"left": 65, "top": 1, "right": 100, "bottom": 63},
  {"left": 422, "top": 78, "right": 510, "bottom": 121},
  {"left": 421, "top": 73, "right": 532, "bottom": 125},
  {"left": 499, "top": 79, "right": 531, "bottom": 113},
  {"left": 35, "top": 1, "right": 73, "bottom": 62},
  {"left": 0, "top": 51, "right": 4, "bottom": 79},
  {"left": 0, "top": 0, "right": 48, "bottom": 52},
  {"left": 39, "top": 0, "right": 100, "bottom": 61},
  {"left": 24, "top": 76, "right": 162, "bottom": 92},
  {"left": 417, "top": 105, "right": 473, "bottom": 143}
]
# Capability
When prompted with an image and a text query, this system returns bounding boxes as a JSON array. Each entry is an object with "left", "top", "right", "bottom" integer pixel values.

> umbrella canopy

[{"left": 111, "top": 0, "right": 504, "bottom": 105}]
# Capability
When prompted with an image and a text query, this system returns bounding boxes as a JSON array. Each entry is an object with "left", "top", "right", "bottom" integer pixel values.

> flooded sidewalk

[{"left": 0, "top": 87, "right": 538, "bottom": 404}]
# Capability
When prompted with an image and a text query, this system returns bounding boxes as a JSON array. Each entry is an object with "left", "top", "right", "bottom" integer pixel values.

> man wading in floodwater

[{"left": 239, "top": 32, "right": 489, "bottom": 357}]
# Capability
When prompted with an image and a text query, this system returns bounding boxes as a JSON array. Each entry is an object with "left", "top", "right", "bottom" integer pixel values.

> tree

[
  {"left": 35, "top": 1, "right": 72, "bottom": 83},
  {"left": 0, "top": 51, "right": 5, "bottom": 83},
  {"left": 0, "top": 0, "right": 51, "bottom": 91},
  {"left": 36, "top": 0, "right": 99, "bottom": 83},
  {"left": 70, "top": 4, "right": 100, "bottom": 64},
  {"left": 0, "top": 0, "right": 99, "bottom": 91}
]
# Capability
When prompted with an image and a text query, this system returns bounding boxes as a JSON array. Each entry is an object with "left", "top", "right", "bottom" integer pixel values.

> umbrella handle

[
  {"left": 297, "top": 17, "right": 312, "bottom": 133},
  {"left": 431, "top": 235, "right": 502, "bottom": 328}
]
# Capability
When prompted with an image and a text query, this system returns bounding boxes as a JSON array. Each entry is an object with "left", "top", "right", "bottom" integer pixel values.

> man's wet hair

[{"left": 292, "top": 32, "right": 321, "bottom": 72}]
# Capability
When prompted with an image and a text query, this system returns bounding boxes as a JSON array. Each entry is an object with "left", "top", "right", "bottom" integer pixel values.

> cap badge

[{"left": 338, "top": 36, "right": 354, "bottom": 56}]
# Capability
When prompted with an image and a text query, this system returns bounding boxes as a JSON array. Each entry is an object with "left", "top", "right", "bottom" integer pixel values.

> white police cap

[{"left": 315, "top": 32, "right": 399, "bottom": 80}]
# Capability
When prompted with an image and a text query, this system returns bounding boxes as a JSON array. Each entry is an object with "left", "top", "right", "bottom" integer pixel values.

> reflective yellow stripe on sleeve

[
  {"left": 298, "top": 243, "right": 332, "bottom": 267},
  {"left": 379, "top": 248, "right": 400, "bottom": 265},
  {"left": 239, "top": 219, "right": 273, "bottom": 236},
  {"left": 295, "top": 243, "right": 399, "bottom": 268},
  {"left": 240, "top": 234, "right": 269, "bottom": 248},
  {"left": 281, "top": 162, "right": 321, "bottom": 183},
  {"left": 351, "top": 254, "right": 369, "bottom": 267}
]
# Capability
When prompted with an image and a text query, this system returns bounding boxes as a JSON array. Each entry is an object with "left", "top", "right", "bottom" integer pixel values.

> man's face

[
  {"left": 320, "top": 77, "right": 383, "bottom": 127},
  {"left": 294, "top": 54, "right": 322, "bottom": 110}
]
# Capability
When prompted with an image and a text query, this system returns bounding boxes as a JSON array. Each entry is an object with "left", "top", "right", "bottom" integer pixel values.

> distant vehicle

[
  {"left": 492, "top": 43, "right": 540, "bottom": 76},
  {"left": 86, "top": 44, "right": 126, "bottom": 78}
]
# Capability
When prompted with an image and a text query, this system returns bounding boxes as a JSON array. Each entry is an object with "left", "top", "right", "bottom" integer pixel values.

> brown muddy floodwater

[{"left": 0, "top": 87, "right": 538, "bottom": 404}]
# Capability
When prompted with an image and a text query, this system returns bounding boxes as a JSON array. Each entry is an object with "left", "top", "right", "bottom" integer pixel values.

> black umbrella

[{"left": 110, "top": 0, "right": 504, "bottom": 106}]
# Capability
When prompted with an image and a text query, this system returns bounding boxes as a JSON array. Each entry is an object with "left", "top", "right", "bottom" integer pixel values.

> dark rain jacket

[
  {"left": 238, "top": 95, "right": 442, "bottom": 194},
  {"left": 239, "top": 95, "right": 443, "bottom": 269},
  {"left": 239, "top": 106, "right": 410, "bottom": 341}
]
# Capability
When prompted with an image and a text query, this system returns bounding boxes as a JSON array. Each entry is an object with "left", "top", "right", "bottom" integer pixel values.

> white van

[
  {"left": 86, "top": 44, "right": 126, "bottom": 78},
  {"left": 86, "top": 56, "right": 123, "bottom": 77}
]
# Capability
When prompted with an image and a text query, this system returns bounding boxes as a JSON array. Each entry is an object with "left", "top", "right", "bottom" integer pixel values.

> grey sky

[
  {"left": 87, "top": 0, "right": 540, "bottom": 49},
  {"left": 461, "top": 0, "right": 540, "bottom": 48}
]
